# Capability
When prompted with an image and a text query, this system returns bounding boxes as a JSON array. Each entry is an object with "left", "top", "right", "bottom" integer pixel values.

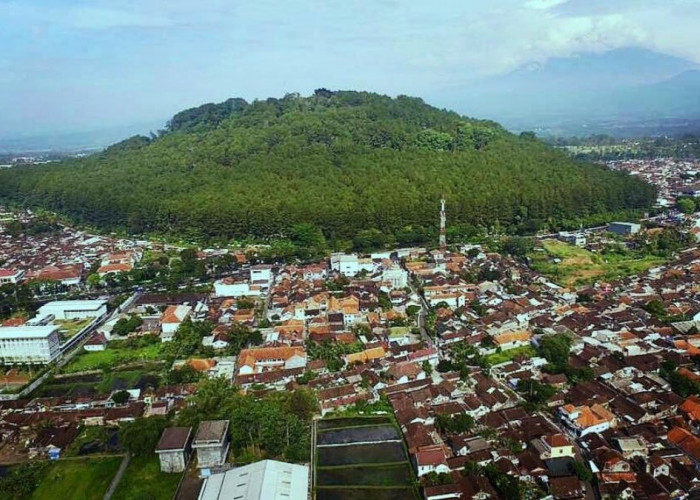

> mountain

[
  {"left": 0, "top": 90, "right": 655, "bottom": 248},
  {"left": 430, "top": 48, "right": 700, "bottom": 137}
]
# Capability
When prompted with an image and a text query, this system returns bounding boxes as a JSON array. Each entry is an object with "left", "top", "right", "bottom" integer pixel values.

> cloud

[{"left": 524, "top": 0, "right": 569, "bottom": 10}]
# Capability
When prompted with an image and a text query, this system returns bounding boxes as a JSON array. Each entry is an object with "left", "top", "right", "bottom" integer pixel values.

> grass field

[
  {"left": 317, "top": 442, "right": 406, "bottom": 466},
  {"left": 317, "top": 464, "right": 414, "bottom": 487},
  {"left": 529, "top": 239, "right": 665, "bottom": 287},
  {"left": 63, "top": 343, "right": 162, "bottom": 373},
  {"left": 486, "top": 345, "right": 537, "bottom": 366},
  {"left": 317, "top": 487, "right": 420, "bottom": 500},
  {"left": 30, "top": 456, "right": 122, "bottom": 500},
  {"left": 112, "top": 455, "right": 182, "bottom": 500}
]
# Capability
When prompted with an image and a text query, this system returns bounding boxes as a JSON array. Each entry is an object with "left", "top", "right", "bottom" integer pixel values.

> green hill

[{"left": 0, "top": 90, "right": 655, "bottom": 250}]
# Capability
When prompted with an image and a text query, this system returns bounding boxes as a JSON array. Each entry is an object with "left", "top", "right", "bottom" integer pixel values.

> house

[
  {"left": 559, "top": 403, "right": 616, "bottom": 437},
  {"left": 214, "top": 278, "right": 257, "bottom": 298},
  {"left": 84, "top": 332, "right": 107, "bottom": 351},
  {"left": 531, "top": 434, "right": 575, "bottom": 460},
  {"left": 250, "top": 265, "right": 273, "bottom": 284},
  {"left": 198, "top": 460, "right": 309, "bottom": 500},
  {"left": 492, "top": 330, "right": 532, "bottom": 351},
  {"left": 192, "top": 420, "right": 230, "bottom": 469},
  {"left": 413, "top": 445, "right": 450, "bottom": 477},
  {"left": 161, "top": 305, "right": 192, "bottom": 341},
  {"left": 97, "top": 263, "right": 133, "bottom": 277},
  {"left": 32, "top": 264, "right": 83, "bottom": 286},
  {"left": 0, "top": 268, "right": 25, "bottom": 285},
  {"left": 236, "top": 346, "right": 307, "bottom": 375},
  {"left": 155, "top": 426, "right": 192, "bottom": 473},
  {"left": 345, "top": 346, "right": 386, "bottom": 365},
  {"left": 549, "top": 476, "right": 585, "bottom": 499}
]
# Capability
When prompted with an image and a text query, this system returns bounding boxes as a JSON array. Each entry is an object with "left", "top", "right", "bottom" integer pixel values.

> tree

[
  {"left": 502, "top": 237, "right": 534, "bottom": 258},
  {"left": 572, "top": 460, "right": 593, "bottom": 482},
  {"left": 119, "top": 417, "right": 168, "bottom": 456},
  {"left": 677, "top": 198, "right": 696, "bottom": 214},
  {"left": 422, "top": 360, "right": 433, "bottom": 376},
  {"left": 539, "top": 334, "right": 572, "bottom": 366},
  {"left": 111, "top": 390, "right": 130, "bottom": 405}
]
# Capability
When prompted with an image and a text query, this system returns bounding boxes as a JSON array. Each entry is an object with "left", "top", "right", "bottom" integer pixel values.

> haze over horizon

[{"left": 1, "top": 0, "right": 700, "bottom": 139}]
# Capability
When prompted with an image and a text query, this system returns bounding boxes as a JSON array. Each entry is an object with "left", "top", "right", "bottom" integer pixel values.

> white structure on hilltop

[
  {"left": 198, "top": 460, "right": 309, "bottom": 500},
  {"left": 37, "top": 300, "right": 107, "bottom": 321},
  {"left": 0, "top": 325, "right": 61, "bottom": 364}
]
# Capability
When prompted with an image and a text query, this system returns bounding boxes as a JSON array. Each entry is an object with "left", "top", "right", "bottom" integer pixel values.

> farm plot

[
  {"left": 317, "top": 442, "right": 406, "bottom": 466},
  {"left": 316, "top": 425, "right": 399, "bottom": 445},
  {"left": 314, "top": 417, "right": 419, "bottom": 500}
]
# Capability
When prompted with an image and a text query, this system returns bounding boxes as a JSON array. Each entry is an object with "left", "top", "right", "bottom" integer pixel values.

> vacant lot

[
  {"left": 317, "top": 425, "right": 399, "bottom": 446},
  {"left": 529, "top": 239, "right": 664, "bottom": 287},
  {"left": 318, "top": 442, "right": 405, "bottom": 466},
  {"left": 30, "top": 456, "right": 122, "bottom": 500},
  {"left": 63, "top": 343, "right": 162, "bottom": 373},
  {"left": 112, "top": 455, "right": 182, "bottom": 500},
  {"left": 486, "top": 345, "right": 537, "bottom": 366}
]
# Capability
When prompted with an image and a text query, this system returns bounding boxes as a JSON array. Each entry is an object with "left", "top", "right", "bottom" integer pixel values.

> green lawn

[
  {"left": 112, "top": 455, "right": 182, "bottom": 500},
  {"left": 529, "top": 239, "right": 665, "bottom": 287},
  {"left": 55, "top": 319, "right": 94, "bottom": 341},
  {"left": 486, "top": 345, "right": 537, "bottom": 365},
  {"left": 63, "top": 344, "right": 162, "bottom": 373},
  {"left": 30, "top": 456, "right": 122, "bottom": 500}
]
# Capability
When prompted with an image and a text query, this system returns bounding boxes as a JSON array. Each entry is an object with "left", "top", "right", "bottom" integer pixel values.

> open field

[
  {"left": 486, "top": 345, "right": 537, "bottom": 366},
  {"left": 317, "top": 442, "right": 406, "bottom": 466},
  {"left": 62, "top": 343, "right": 162, "bottom": 373},
  {"left": 529, "top": 239, "right": 665, "bottom": 287},
  {"left": 30, "top": 456, "right": 122, "bottom": 500},
  {"left": 112, "top": 455, "right": 182, "bottom": 500},
  {"left": 37, "top": 370, "right": 161, "bottom": 397}
]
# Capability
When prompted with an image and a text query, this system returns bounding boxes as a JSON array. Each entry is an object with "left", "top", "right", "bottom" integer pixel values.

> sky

[{"left": 1, "top": 0, "right": 699, "bottom": 137}]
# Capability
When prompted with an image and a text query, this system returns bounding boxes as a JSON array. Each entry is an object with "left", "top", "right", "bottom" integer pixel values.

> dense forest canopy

[{"left": 0, "top": 90, "right": 655, "bottom": 247}]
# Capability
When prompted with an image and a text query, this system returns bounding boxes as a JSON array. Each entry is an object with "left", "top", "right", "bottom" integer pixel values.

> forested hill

[{"left": 0, "top": 90, "right": 655, "bottom": 248}]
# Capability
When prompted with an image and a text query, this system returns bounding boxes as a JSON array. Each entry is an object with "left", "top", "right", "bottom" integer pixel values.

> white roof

[
  {"left": 39, "top": 300, "right": 107, "bottom": 310},
  {"left": 0, "top": 325, "right": 59, "bottom": 339},
  {"left": 198, "top": 460, "right": 309, "bottom": 500}
]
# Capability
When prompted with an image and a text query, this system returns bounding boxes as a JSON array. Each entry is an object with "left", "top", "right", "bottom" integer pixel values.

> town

[{"left": 2, "top": 157, "right": 700, "bottom": 500}]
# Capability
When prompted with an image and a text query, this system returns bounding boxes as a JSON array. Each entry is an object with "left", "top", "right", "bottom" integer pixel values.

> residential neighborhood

[{"left": 3, "top": 158, "right": 700, "bottom": 499}]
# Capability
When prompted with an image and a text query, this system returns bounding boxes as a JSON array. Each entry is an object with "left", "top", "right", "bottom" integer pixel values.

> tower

[{"left": 439, "top": 197, "right": 446, "bottom": 251}]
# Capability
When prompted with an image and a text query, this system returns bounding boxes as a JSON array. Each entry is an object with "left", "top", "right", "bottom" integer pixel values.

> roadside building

[{"left": 156, "top": 426, "right": 192, "bottom": 473}]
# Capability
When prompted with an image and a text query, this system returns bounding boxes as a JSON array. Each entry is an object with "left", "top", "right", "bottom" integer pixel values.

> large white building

[
  {"left": 0, "top": 269, "right": 25, "bottom": 285},
  {"left": 0, "top": 325, "right": 61, "bottom": 364},
  {"left": 37, "top": 300, "right": 108, "bottom": 321},
  {"left": 198, "top": 460, "right": 309, "bottom": 500},
  {"left": 330, "top": 253, "right": 374, "bottom": 277},
  {"left": 382, "top": 264, "right": 408, "bottom": 290}
]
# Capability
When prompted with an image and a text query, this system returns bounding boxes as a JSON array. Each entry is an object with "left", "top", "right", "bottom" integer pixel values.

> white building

[
  {"left": 381, "top": 265, "right": 408, "bottom": 290},
  {"left": 250, "top": 265, "right": 273, "bottom": 284},
  {"left": 0, "top": 325, "right": 61, "bottom": 364},
  {"left": 198, "top": 460, "right": 309, "bottom": 500},
  {"left": 330, "top": 253, "right": 374, "bottom": 277},
  {"left": 0, "top": 269, "right": 25, "bottom": 285},
  {"left": 161, "top": 305, "right": 193, "bottom": 341},
  {"left": 213, "top": 279, "right": 261, "bottom": 298},
  {"left": 608, "top": 222, "right": 641, "bottom": 236},
  {"left": 37, "top": 300, "right": 107, "bottom": 321}
]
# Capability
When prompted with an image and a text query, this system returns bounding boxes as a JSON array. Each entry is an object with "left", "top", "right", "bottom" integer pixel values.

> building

[
  {"left": 559, "top": 404, "right": 616, "bottom": 437},
  {"left": 250, "top": 265, "right": 273, "bottom": 284},
  {"left": 161, "top": 305, "right": 193, "bottom": 341},
  {"left": 197, "top": 460, "right": 309, "bottom": 500},
  {"left": 381, "top": 264, "right": 408, "bottom": 290},
  {"left": 0, "top": 268, "right": 25, "bottom": 285},
  {"left": 330, "top": 253, "right": 373, "bottom": 277},
  {"left": 0, "top": 325, "right": 61, "bottom": 364},
  {"left": 192, "top": 420, "right": 230, "bottom": 469},
  {"left": 83, "top": 332, "right": 107, "bottom": 352},
  {"left": 608, "top": 222, "right": 641, "bottom": 236},
  {"left": 37, "top": 300, "right": 108, "bottom": 321},
  {"left": 557, "top": 231, "right": 586, "bottom": 247},
  {"left": 531, "top": 434, "right": 575, "bottom": 460},
  {"left": 236, "top": 346, "right": 307, "bottom": 375},
  {"left": 156, "top": 427, "right": 192, "bottom": 473},
  {"left": 213, "top": 279, "right": 261, "bottom": 298}
]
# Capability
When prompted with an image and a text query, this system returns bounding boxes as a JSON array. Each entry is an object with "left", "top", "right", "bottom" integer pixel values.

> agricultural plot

[
  {"left": 316, "top": 425, "right": 399, "bottom": 445},
  {"left": 317, "top": 442, "right": 405, "bottom": 466},
  {"left": 315, "top": 417, "right": 419, "bottom": 500}
]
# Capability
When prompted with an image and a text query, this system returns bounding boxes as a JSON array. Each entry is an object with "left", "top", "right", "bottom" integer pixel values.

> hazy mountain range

[{"left": 429, "top": 47, "right": 700, "bottom": 137}]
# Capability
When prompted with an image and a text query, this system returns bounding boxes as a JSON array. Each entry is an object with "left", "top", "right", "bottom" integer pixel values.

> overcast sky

[{"left": 1, "top": 0, "right": 699, "bottom": 136}]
